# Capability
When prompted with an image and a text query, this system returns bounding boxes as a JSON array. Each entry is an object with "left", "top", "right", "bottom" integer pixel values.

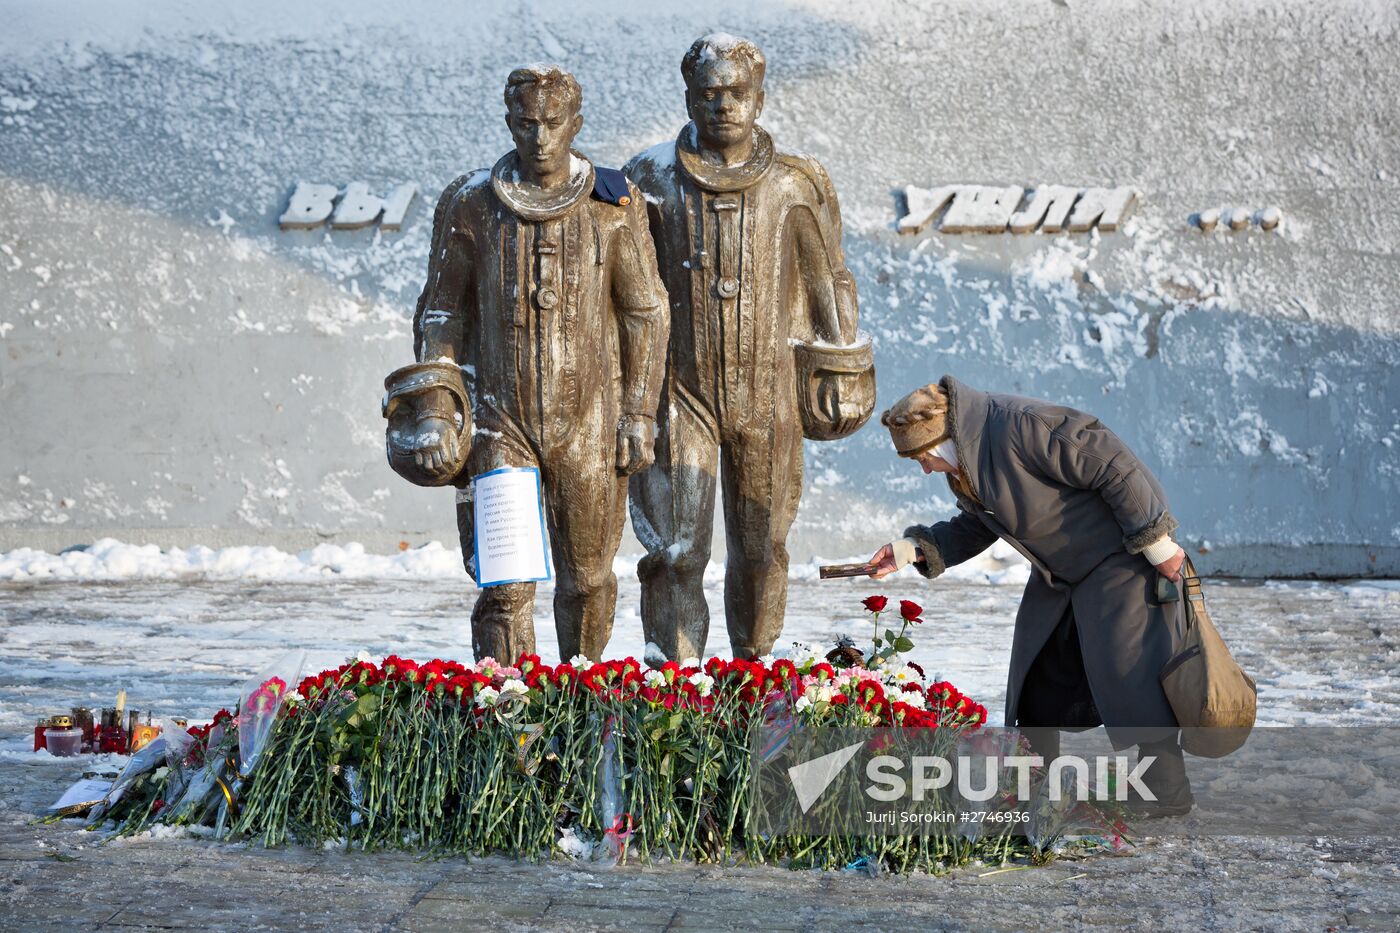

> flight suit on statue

[
  {"left": 414, "top": 151, "right": 668, "bottom": 661},
  {"left": 626, "top": 83, "right": 864, "bottom": 661}
]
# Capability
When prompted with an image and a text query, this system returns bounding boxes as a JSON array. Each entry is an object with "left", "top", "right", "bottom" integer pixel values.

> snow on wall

[{"left": 0, "top": 0, "right": 1397, "bottom": 576}]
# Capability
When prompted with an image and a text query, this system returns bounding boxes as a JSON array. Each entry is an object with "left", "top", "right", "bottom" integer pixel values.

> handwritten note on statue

[{"left": 472, "top": 467, "right": 552, "bottom": 586}]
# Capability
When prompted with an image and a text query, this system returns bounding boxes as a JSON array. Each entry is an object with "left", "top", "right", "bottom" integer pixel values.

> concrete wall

[{"left": 1, "top": 0, "right": 1396, "bottom": 575}]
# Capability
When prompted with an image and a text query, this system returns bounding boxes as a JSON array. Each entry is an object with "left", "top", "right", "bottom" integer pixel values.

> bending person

[{"left": 866, "top": 375, "right": 1192, "bottom": 816}]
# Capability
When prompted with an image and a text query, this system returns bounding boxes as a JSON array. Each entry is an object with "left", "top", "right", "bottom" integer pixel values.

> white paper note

[
  {"left": 48, "top": 777, "right": 114, "bottom": 813},
  {"left": 472, "top": 467, "right": 552, "bottom": 586}
]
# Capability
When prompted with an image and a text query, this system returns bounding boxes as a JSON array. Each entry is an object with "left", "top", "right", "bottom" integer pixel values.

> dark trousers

[{"left": 1018, "top": 606, "right": 1191, "bottom": 805}]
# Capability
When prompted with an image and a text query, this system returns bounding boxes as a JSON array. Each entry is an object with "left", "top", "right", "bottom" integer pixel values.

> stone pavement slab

[{"left": 2, "top": 813, "right": 1396, "bottom": 932}]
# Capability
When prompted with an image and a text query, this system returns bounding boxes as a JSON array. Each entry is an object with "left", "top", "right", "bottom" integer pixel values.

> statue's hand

[
  {"left": 615, "top": 415, "right": 655, "bottom": 476},
  {"left": 411, "top": 415, "right": 460, "bottom": 477},
  {"left": 817, "top": 373, "right": 861, "bottom": 438}
]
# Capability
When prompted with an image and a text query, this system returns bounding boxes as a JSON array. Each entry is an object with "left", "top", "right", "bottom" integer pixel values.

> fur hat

[{"left": 880, "top": 383, "right": 950, "bottom": 458}]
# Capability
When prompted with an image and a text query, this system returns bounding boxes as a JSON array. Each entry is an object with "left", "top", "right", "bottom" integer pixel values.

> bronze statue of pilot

[
  {"left": 383, "top": 65, "right": 669, "bottom": 662},
  {"left": 626, "top": 35, "right": 875, "bottom": 662}
]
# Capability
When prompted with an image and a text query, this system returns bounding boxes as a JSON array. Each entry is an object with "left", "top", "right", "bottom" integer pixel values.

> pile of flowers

[{"left": 85, "top": 597, "right": 1058, "bottom": 874}]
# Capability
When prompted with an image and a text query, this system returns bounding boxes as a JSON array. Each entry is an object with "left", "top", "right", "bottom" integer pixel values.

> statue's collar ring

[
  {"left": 676, "top": 122, "right": 775, "bottom": 193},
  {"left": 491, "top": 150, "right": 595, "bottom": 221}
]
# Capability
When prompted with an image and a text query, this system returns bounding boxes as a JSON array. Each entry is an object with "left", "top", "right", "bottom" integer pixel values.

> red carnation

[
  {"left": 899, "top": 599, "right": 922, "bottom": 621},
  {"left": 862, "top": 595, "right": 888, "bottom": 613}
]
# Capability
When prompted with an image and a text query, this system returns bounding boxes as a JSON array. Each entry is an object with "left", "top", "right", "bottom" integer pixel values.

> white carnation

[
  {"left": 500, "top": 678, "right": 529, "bottom": 696},
  {"left": 643, "top": 669, "right": 667, "bottom": 689},
  {"left": 569, "top": 654, "right": 591, "bottom": 668},
  {"left": 474, "top": 686, "right": 500, "bottom": 708},
  {"left": 688, "top": 672, "right": 715, "bottom": 697},
  {"left": 899, "top": 691, "right": 927, "bottom": 710}
]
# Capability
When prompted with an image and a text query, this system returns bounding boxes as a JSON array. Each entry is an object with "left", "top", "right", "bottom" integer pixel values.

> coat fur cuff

[
  {"left": 1123, "top": 512, "right": 1179, "bottom": 555},
  {"left": 901, "top": 525, "right": 946, "bottom": 579}
]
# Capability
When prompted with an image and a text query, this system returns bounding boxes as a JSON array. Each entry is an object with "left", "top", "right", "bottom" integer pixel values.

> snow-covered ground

[{"left": 2, "top": 539, "right": 1396, "bottom": 805}]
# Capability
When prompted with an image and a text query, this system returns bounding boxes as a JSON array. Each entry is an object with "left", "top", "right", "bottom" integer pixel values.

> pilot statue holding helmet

[
  {"left": 625, "top": 34, "right": 876, "bottom": 662},
  {"left": 382, "top": 64, "right": 668, "bottom": 663}
]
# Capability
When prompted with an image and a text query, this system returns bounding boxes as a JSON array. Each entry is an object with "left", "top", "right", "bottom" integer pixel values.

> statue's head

[
  {"left": 503, "top": 64, "right": 583, "bottom": 181},
  {"left": 681, "top": 34, "right": 765, "bottom": 150}
]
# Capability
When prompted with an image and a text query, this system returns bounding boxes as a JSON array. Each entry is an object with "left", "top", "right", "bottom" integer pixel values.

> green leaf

[{"left": 895, "top": 636, "right": 915, "bottom": 653}]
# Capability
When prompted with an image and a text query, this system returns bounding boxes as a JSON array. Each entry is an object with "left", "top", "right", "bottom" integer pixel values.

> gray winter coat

[{"left": 903, "top": 376, "right": 1181, "bottom": 745}]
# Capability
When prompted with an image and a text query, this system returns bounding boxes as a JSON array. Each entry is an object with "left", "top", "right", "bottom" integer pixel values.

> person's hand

[
  {"left": 615, "top": 415, "right": 655, "bottom": 476},
  {"left": 868, "top": 543, "right": 898, "bottom": 579},
  {"left": 1154, "top": 546, "right": 1186, "bottom": 582},
  {"left": 411, "top": 415, "right": 460, "bottom": 477}
]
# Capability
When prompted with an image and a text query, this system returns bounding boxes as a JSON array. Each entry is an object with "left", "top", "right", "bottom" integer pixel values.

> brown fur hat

[{"left": 880, "top": 383, "right": 950, "bottom": 457}]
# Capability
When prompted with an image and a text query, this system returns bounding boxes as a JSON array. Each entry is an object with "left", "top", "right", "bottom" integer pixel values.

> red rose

[
  {"left": 862, "top": 595, "right": 889, "bottom": 613},
  {"left": 899, "top": 599, "right": 922, "bottom": 621}
]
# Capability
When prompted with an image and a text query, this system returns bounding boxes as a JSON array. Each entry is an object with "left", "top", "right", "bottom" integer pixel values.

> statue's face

[
  {"left": 506, "top": 84, "right": 582, "bottom": 180},
  {"left": 686, "top": 57, "right": 763, "bottom": 149}
]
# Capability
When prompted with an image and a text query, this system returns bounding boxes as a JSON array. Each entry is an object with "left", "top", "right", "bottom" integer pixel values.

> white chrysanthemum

[
  {"left": 569, "top": 654, "right": 591, "bottom": 668},
  {"left": 688, "top": 672, "right": 715, "bottom": 697},
  {"left": 474, "top": 686, "right": 500, "bottom": 708},
  {"left": 890, "top": 665, "right": 921, "bottom": 686},
  {"left": 499, "top": 678, "right": 529, "bottom": 696}
]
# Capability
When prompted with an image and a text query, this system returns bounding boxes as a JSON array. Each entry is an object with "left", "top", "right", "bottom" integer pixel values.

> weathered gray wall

[{"left": 1, "top": 0, "right": 1396, "bottom": 575}]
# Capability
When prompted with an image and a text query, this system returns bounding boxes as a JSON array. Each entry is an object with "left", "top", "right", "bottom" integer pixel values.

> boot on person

[{"left": 1129, "top": 735, "right": 1194, "bottom": 818}]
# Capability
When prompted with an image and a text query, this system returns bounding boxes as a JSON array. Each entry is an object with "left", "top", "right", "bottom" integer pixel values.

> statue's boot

[{"left": 471, "top": 581, "right": 538, "bottom": 662}]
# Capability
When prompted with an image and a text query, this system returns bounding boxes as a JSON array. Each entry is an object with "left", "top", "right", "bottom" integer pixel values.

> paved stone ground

[
  {"left": 1, "top": 576, "right": 1397, "bottom": 930},
  {"left": 2, "top": 813, "right": 1398, "bottom": 932}
]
